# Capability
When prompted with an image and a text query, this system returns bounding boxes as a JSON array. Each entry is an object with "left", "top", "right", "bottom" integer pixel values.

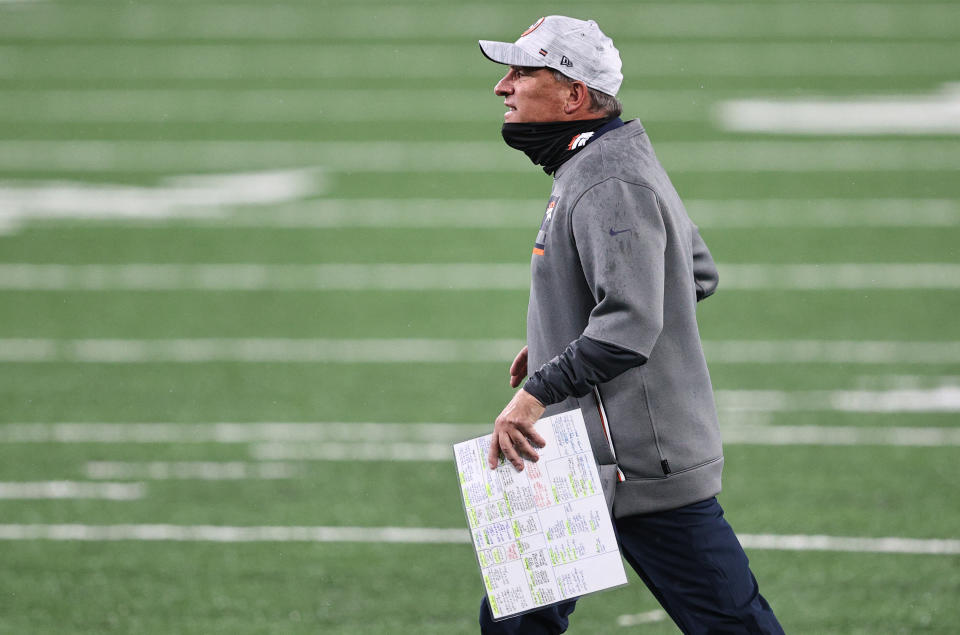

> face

[{"left": 494, "top": 66, "right": 570, "bottom": 123}]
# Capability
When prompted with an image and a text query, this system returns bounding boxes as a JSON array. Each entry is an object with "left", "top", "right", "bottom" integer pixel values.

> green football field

[{"left": 1, "top": 0, "right": 959, "bottom": 633}]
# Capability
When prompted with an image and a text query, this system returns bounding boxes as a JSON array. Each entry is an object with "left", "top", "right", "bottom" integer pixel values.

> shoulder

[{"left": 557, "top": 120, "right": 658, "bottom": 198}]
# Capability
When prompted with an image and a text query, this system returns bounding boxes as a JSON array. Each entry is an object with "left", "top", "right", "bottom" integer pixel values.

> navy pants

[{"left": 479, "top": 497, "right": 784, "bottom": 634}]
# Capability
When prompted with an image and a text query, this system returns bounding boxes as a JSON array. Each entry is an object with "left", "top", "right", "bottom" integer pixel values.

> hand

[
  {"left": 509, "top": 346, "right": 528, "bottom": 388},
  {"left": 487, "top": 388, "right": 547, "bottom": 471}
]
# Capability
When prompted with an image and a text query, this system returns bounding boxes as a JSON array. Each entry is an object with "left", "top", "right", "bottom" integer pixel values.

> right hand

[
  {"left": 487, "top": 388, "right": 546, "bottom": 471},
  {"left": 509, "top": 346, "right": 528, "bottom": 388}
]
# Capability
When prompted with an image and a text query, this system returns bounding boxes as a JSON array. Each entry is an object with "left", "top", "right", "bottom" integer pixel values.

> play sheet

[{"left": 454, "top": 408, "right": 628, "bottom": 621}]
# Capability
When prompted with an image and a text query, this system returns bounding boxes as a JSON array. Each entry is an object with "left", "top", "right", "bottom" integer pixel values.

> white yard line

[
  {"left": 0, "top": 338, "right": 527, "bottom": 363},
  {"left": 6, "top": 197, "right": 957, "bottom": 232},
  {"left": 0, "top": 524, "right": 955, "bottom": 554},
  {"left": 717, "top": 84, "right": 960, "bottom": 135},
  {"left": 9, "top": 88, "right": 960, "bottom": 132},
  {"left": 0, "top": 169, "right": 325, "bottom": 215},
  {"left": 687, "top": 199, "right": 960, "bottom": 228},
  {"left": 737, "top": 534, "right": 960, "bottom": 555},
  {"left": 0, "top": 524, "right": 468, "bottom": 543},
  {"left": 0, "top": 264, "right": 532, "bottom": 291},
  {"left": 0, "top": 422, "right": 491, "bottom": 444},
  {"left": 706, "top": 340, "right": 960, "bottom": 365},
  {"left": 84, "top": 461, "right": 300, "bottom": 480},
  {"left": 216, "top": 198, "right": 960, "bottom": 229},
  {"left": 721, "top": 264, "right": 960, "bottom": 290},
  {"left": 250, "top": 423, "right": 960, "bottom": 457},
  {"left": 0, "top": 170, "right": 327, "bottom": 235},
  {"left": 1, "top": 263, "right": 959, "bottom": 291},
  {"left": 0, "top": 140, "right": 957, "bottom": 173},
  {"left": 617, "top": 610, "right": 669, "bottom": 627},
  {"left": 0, "top": 43, "right": 954, "bottom": 80},
  {"left": 0, "top": 88, "right": 707, "bottom": 123},
  {"left": 718, "top": 387, "right": 960, "bottom": 413},
  {"left": 2, "top": 5, "right": 956, "bottom": 40},
  {"left": 853, "top": 374, "right": 960, "bottom": 390},
  {"left": 250, "top": 442, "right": 455, "bottom": 461},
  {"left": 0, "top": 481, "right": 144, "bottom": 500},
  {"left": 719, "top": 424, "right": 960, "bottom": 447},
  {"left": 1, "top": 421, "right": 957, "bottom": 449},
  {"left": 2, "top": 338, "right": 959, "bottom": 364}
]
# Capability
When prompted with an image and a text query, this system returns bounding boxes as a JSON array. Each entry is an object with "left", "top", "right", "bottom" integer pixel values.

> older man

[{"left": 477, "top": 16, "right": 785, "bottom": 635}]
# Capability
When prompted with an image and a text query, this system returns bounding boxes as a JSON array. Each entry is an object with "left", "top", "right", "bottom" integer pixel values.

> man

[{"left": 476, "top": 16, "right": 785, "bottom": 634}]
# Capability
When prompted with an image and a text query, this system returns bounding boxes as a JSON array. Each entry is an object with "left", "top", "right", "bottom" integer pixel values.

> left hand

[{"left": 487, "top": 389, "right": 547, "bottom": 471}]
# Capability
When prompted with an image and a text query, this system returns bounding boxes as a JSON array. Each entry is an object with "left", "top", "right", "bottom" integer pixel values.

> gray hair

[{"left": 550, "top": 69, "right": 623, "bottom": 117}]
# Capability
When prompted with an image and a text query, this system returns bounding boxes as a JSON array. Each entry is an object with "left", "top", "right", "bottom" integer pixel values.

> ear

[{"left": 562, "top": 81, "right": 591, "bottom": 116}]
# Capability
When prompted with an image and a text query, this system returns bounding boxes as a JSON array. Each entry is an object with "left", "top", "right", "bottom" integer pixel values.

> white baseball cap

[{"left": 479, "top": 16, "right": 623, "bottom": 97}]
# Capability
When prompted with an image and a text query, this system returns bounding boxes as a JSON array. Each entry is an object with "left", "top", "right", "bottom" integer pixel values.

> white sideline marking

[
  {"left": 84, "top": 461, "right": 300, "bottom": 480},
  {"left": 2, "top": 338, "right": 960, "bottom": 364},
  {"left": 0, "top": 140, "right": 957, "bottom": 173},
  {"left": 617, "top": 610, "right": 669, "bottom": 627},
  {"left": 0, "top": 525, "right": 956, "bottom": 554},
  {"left": 718, "top": 84, "right": 960, "bottom": 135},
  {"left": 7, "top": 198, "right": 956, "bottom": 232},
  {"left": 1, "top": 422, "right": 957, "bottom": 449},
  {"left": 718, "top": 387, "right": 960, "bottom": 413},
  {"left": 0, "top": 481, "right": 144, "bottom": 500},
  {"left": 0, "top": 168, "right": 325, "bottom": 235},
  {"left": 2, "top": 263, "right": 959, "bottom": 291}
]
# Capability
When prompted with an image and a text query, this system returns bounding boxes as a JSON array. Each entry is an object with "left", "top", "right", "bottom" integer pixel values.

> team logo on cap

[{"left": 521, "top": 17, "right": 545, "bottom": 37}]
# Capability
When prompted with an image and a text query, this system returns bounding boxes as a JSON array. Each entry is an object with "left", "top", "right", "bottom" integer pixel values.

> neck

[{"left": 501, "top": 116, "right": 617, "bottom": 175}]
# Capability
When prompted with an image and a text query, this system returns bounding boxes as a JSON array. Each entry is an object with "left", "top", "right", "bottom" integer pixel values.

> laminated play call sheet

[{"left": 454, "top": 408, "right": 627, "bottom": 621}]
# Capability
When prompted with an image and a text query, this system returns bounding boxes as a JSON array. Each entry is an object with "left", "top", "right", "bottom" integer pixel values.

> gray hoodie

[{"left": 526, "top": 120, "right": 723, "bottom": 517}]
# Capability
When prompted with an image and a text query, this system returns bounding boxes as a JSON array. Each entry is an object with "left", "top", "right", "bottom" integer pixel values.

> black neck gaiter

[{"left": 501, "top": 117, "right": 615, "bottom": 175}]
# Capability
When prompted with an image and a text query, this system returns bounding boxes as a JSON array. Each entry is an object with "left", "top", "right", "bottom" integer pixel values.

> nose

[{"left": 494, "top": 71, "right": 513, "bottom": 96}]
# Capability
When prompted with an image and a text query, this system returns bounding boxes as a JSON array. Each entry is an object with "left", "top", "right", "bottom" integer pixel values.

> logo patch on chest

[{"left": 534, "top": 196, "right": 559, "bottom": 256}]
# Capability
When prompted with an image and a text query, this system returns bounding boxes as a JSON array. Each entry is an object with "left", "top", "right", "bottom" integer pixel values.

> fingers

[
  {"left": 512, "top": 432, "right": 542, "bottom": 464},
  {"left": 498, "top": 431, "right": 520, "bottom": 471},
  {"left": 487, "top": 433, "right": 502, "bottom": 470},
  {"left": 509, "top": 346, "right": 528, "bottom": 375},
  {"left": 498, "top": 430, "right": 540, "bottom": 472},
  {"left": 488, "top": 426, "right": 543, "bottom": 471},
  {"left": 508, "top": 346, "right": 528, "bottom": 387},
  {"left": 489, "top": 385, "right": 546, "bottom": 471},
  {"left": 526, "top": 428, "right": 548, "bottom": 450}
]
